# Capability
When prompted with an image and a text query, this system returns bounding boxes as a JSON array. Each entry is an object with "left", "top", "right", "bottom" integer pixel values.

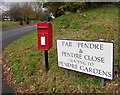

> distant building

[{"left": 2, "top": 13, "right": 11, "bottom": 21}]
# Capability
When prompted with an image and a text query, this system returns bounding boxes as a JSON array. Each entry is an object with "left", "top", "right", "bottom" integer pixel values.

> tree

[
  {"left": 64, "top": 2, "right": 86, "bottom": 13},
  {"left": 42, "top": 2, "right": 86, "bottom": 17},
  {"left": 43, "top": 2, "right": 65, "bottom": 17},
  {"left": 32, "top": 2, "right": 44, "bottom": 20},
  {"left": 9, "top": 3, "right": 23, "bottom": 21},
  {"left": 9, "top": 2, "right": 35, "bottom": 25},
  {"left": 22, "top": 2, "right": 35, "bottom": 24}
]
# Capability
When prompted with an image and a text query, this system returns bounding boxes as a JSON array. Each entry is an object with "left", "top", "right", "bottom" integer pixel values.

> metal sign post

[
  {"left": 100, "top": 78, "right": 105, "bottom": 87},
  {"left": 65, "top": 69, "right": 69, "bottom": 78},
  {"left": 99, "top": 39, "right": 105, "bottom": 87}
]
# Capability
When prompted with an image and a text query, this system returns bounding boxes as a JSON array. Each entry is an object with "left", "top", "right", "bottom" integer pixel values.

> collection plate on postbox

[{"left": 37, "top": 23, "right": 52, "bottom": 50}]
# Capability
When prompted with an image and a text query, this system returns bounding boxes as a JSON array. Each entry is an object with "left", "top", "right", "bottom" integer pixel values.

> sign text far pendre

[{"left": 62, "top": 41, "right": 104, "bottom": 50}]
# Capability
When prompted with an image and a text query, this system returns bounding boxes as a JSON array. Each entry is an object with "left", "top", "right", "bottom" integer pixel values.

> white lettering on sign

[
  {"left": 57, "top": 39, "right": 114, "bottom": 80},
  {"left": 41, "top": 36, "right": 45, "bottom": 45}
]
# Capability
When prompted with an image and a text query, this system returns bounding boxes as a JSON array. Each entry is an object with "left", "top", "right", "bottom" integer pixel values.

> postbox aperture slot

[
  {"left": 38, "top": 28, "right": 48, "bottom": 34},
  {"left": 38, "top": 28, "right": 47, "bottom": 29}
]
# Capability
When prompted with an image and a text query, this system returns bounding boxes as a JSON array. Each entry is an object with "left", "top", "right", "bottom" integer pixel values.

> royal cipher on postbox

[{"left": 37, "top": 23, "right": 52, "bottom": 50}]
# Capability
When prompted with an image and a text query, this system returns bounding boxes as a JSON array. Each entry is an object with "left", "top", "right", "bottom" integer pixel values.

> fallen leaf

[
  {"left": 52, "top": 87, "right": 56, "bottom": 93},
  {"left": 77, "top": 85, "right": 81, "bottom": 90},
  {"left": 17, "top": 89, "right": 23, "bottom": 93}
]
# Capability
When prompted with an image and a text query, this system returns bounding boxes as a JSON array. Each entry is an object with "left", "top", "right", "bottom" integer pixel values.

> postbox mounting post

[{"left": 44, "top": 50, "right": 49, "bottom": 72}]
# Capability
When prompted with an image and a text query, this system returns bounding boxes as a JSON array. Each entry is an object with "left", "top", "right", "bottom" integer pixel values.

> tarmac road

[
  {"left": 2, "top": 24, "right": 37, "bottom": 50},
  {"left": 1, "top": 24, "right": 37, "bottom": 94}
]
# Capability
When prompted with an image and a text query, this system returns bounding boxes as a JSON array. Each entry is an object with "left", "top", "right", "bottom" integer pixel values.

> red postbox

[{"left": 37, "top": 23, "right": 52, "bottom": 50}]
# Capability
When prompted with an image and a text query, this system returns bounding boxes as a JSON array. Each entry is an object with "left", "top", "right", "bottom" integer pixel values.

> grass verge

[
  {"left": 1, "top": 21, "right": 19, "bottom": 28},
  {"left": 2, "top": 6, "right": 119, "bottom": 93},
  {"left": 1, "top": 20, "right": 40, "bottom": 29}
]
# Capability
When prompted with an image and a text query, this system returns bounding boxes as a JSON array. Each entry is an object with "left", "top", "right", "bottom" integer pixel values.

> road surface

[
  {"left": 2, "top": 24, "right": 37, "bottom": 50},
  {"left": 1, "top": 24, "right": 37, "bottom": 94}
]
